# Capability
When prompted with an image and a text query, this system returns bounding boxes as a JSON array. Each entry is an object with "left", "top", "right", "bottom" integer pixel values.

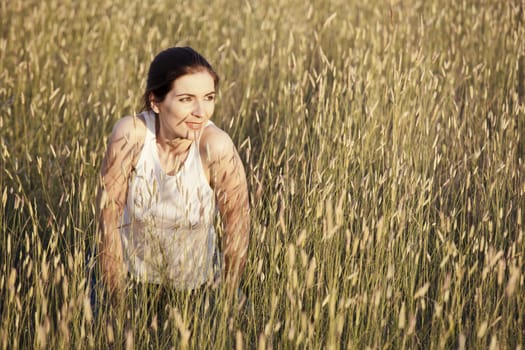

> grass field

[{"left": 1, "top": 0, "right": 524, "bottom": 348}]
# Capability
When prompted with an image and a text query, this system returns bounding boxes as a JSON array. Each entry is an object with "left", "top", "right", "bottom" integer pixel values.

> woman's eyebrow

[{"left": 175, "top": 91, "right": 215, "bottom": 97}]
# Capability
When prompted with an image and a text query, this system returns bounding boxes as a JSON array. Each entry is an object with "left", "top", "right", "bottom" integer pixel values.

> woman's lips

[{"left": 185, "top": 122, "right": 202, "bottom": 130}]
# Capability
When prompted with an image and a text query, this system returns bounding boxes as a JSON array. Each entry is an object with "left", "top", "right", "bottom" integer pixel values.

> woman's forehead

[{"left": 172, "top": 71, "right": 215, "bottom": 94}]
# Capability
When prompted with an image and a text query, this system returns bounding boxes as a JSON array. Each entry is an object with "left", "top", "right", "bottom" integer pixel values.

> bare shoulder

[
  {"left": 109, "top": 114, "right": 148, "bottom": 146},
  {"left": 103, "top": 114, "right": 148, "bottom": 171},
  {"left": 199, "top": 123, "right": 237, "bottom": 162},
  {"left": 199, "top": 123, "right": 247, "bottom": 189}
]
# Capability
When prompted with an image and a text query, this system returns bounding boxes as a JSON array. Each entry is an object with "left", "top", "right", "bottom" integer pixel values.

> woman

[{"left": 98, "top": 47, "right": 250, "bottom": 302}]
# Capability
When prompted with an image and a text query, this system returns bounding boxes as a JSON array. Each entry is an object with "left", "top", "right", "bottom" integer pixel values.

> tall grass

[{"left": 1, "top": 0, "right": 523, "bottom": 348}]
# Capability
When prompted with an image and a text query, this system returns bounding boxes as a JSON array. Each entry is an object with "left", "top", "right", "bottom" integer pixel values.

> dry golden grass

[{"left": 1, "top": 0, "right": 524, "bottom": 348}]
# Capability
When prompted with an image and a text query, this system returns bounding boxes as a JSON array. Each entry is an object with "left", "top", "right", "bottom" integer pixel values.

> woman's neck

[
  {"left": 157, "top": 135, "right": 192, "bottom": 155},
  {"left": 155, "top": 114, "right": 192, "bottom": 156}
]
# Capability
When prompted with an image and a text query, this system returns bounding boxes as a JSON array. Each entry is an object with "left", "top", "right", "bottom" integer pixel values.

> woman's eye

[{"left": 205, "top": 95, "right": 215, "bottom": 101}]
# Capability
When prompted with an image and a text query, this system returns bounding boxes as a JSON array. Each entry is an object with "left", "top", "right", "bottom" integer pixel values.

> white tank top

[{"left": 120, "top": 111, "right": 217, "bottom": 289}]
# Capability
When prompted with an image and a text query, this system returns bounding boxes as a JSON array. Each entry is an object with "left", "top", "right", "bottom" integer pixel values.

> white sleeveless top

[{"left": 120, "top": 111, "right": 218, "bottom": 289}]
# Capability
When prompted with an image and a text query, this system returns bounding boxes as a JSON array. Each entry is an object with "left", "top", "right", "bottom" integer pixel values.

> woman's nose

[{"left": 192, "top": 101, "right": 205, "bottom": 117}]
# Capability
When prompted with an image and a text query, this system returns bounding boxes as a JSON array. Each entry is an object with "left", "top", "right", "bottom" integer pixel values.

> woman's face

[{"left": 152, "top": 71, "right": 216, "bottom": 140}]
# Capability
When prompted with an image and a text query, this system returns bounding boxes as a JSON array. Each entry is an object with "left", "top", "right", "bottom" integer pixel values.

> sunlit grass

[{"left": 1, "top": 0, "right": 524, "bottom": 348}]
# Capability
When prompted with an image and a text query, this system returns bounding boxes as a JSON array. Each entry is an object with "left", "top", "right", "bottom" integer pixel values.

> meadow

[{"left": 1, "top": 0, "right": 524, "bottom": 348}]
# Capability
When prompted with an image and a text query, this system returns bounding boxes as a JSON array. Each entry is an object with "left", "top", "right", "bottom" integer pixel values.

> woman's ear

[{"left": 149, "top": 93, "right": 160, "bottom": 114}]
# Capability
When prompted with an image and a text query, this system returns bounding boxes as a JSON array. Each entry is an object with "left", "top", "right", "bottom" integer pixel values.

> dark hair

[{"left": 143, "top": 47, "right": 219, "bottom": 111}]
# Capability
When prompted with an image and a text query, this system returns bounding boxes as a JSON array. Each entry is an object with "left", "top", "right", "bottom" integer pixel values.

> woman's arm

[
  {"left": 201, "top": 127, "right": 250, "bottom": 293},
  {"left": 98, "top": 116, "right": 144, "bottom": 298}
]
